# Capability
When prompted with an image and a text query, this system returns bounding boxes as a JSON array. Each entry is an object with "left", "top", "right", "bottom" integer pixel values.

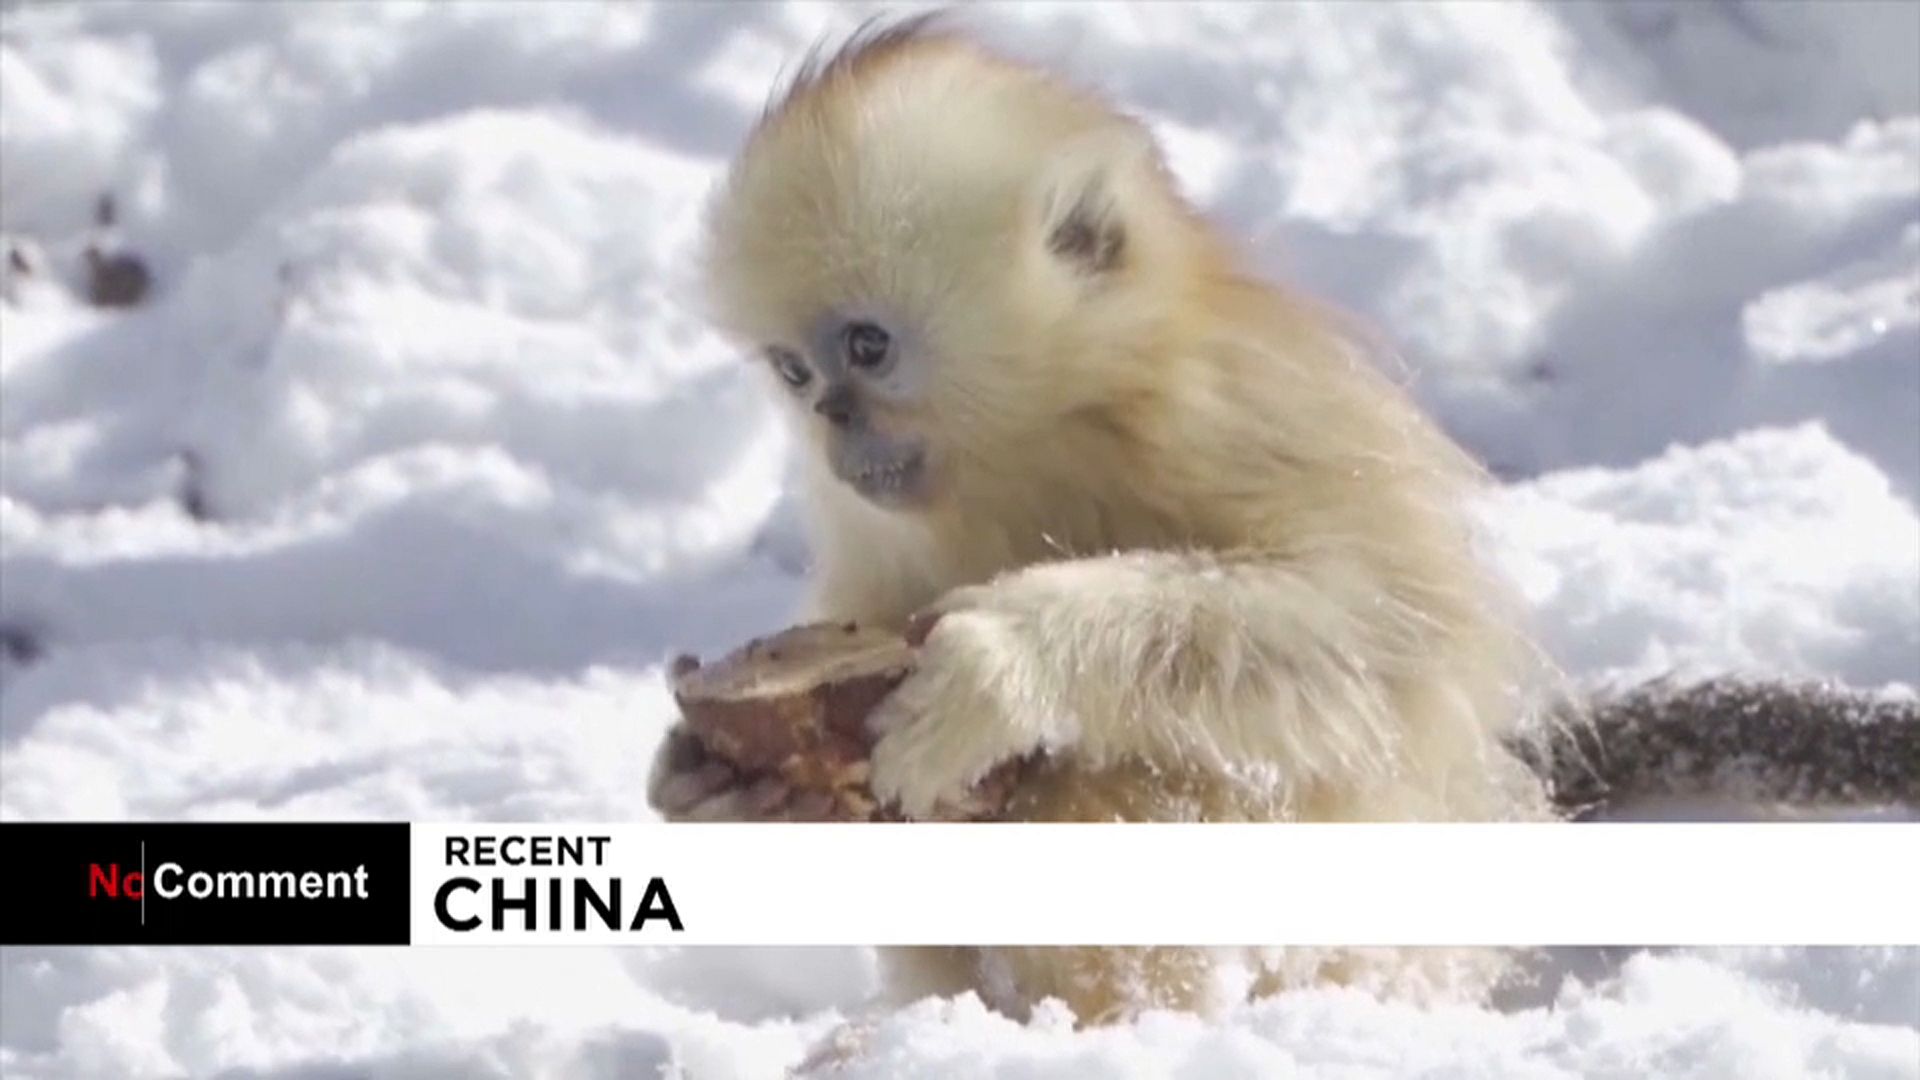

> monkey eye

[
  {"left": 767, "top": 347, "right": 812, "bottom": 389},
  {"left": 843, "top": 322, "right": 892, "bottom": 373}
]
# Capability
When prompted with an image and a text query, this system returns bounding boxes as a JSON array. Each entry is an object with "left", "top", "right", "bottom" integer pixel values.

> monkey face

[
  {"left": 703, "top": 36, "right": 1172, "bottom": 514},
  {"left": 758, "top": 312, "right": 938, "bottom": 510}
]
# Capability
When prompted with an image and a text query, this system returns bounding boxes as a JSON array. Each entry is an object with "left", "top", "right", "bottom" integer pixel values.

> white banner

[{"left": 406, "top": 822, "right": 1920, "bottom": 946}]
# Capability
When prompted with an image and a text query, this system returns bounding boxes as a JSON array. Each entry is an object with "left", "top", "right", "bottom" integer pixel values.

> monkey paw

[{"left": 867, "top": 602, "right": 1052, "bottom": 819}]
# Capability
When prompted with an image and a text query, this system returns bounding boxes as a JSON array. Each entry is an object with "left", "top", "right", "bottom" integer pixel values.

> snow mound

[
  {"left": 2, "top": 947, "right": 1912, "bottom": 1079},
  {"left": 1498, "top": 423, "right": 1920, "bottom": 687}
]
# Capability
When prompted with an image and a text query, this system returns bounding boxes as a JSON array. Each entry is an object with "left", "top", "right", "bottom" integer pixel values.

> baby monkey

[{"left": 653, "top": 18, "right": 1552, "bottom": 1023}]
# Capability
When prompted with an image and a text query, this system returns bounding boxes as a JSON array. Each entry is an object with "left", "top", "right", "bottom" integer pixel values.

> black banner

[{"left": 0, "top": 823, "right": 410, "bottom": 945}]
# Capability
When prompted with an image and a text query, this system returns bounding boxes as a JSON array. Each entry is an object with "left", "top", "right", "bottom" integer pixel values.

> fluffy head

[{"left": 702, "top": 20, "right": 1214, "bottom": 514}]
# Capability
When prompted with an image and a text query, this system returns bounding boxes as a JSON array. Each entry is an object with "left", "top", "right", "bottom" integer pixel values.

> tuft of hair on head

[{"left": 760, "top": 10, "right": 957, "bottom": 130}]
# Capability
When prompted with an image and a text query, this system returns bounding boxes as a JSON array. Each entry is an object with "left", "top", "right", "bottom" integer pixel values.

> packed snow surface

[{"left": 2, "top": 2, "right": 1916, "bottom": 1077}]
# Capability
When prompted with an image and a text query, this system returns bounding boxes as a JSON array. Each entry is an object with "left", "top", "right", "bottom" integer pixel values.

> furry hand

[{"left": 867, "top": 583, "right": 1060, "bottom": 819}]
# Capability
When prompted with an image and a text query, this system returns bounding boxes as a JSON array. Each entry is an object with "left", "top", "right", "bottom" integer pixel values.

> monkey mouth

[{"left": 840, "top": 444, "right": 929, "bottom": 507}]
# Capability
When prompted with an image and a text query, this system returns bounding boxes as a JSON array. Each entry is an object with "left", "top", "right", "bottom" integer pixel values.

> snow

[
  {"left": 1, "top": 1, "right": 1916, "bottom": 1077},
  {"left": 1495, "top": 423, "right": 1919, "bottom": 687}
]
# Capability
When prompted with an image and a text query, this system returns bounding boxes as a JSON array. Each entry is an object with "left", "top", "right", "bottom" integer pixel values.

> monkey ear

[
  {"left": 1042, "top": 172, "right": 1126, "bottom": 276},
  {"left": 1035, "top": 136, "right": 1139, "bottom": 278}
]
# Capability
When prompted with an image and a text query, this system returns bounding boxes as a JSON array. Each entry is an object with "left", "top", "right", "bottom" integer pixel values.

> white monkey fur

[{"left": 689, "top": 22, "right": 1553, "bottom": 1024}]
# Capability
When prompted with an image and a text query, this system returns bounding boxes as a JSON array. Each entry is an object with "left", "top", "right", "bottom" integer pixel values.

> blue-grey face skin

[{"left": 765, "top": 313, "right": 931, "bottom": 509}]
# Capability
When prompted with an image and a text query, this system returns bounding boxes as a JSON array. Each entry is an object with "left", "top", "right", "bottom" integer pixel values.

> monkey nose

[{"left": 813, "top": 384, "right": 860, "bottom": 427}]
